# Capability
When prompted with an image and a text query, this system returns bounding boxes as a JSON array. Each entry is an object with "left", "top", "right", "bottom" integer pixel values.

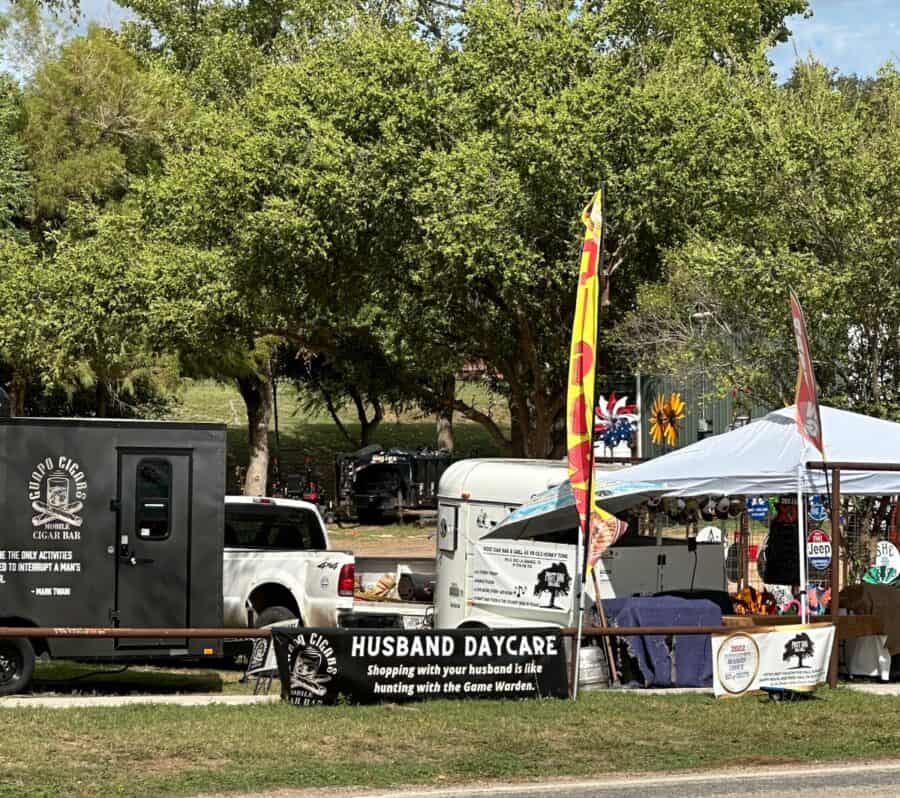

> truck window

[
  {"left": 136, "top": 459, "right": 172, "bottom": 540},
  {"left": 224, "top": 504, "right": 326, "bottom": 550}
]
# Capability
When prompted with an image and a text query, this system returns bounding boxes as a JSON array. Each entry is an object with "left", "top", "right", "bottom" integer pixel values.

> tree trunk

[
  {"left": 237, "top": 366, "right": 273, "bottom": 497},
  {"left": 349, "top": 386, "right": 383, "bottom": 448},
  {"left": 8, "top": 372, "right": 26, "bottom": 416},
  {"left": 436, "top": 375, "right": 455, "bottom": 452},
  {"left": 96, "top": 381, "right": 109, "bottom": 417},
  {"left": 320, "top": 385, "right": 358, "bottom": 448}
]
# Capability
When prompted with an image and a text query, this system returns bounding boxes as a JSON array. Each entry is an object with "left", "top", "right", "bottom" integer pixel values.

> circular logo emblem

[
  {"left": 875, "top": 541, "right": 900, "bottom": 575},
  {"left": 808, "top": 495, "right": 828, "bottom": 523},
  {"left": 28, "top": 456, "right": 88, "bottom": 541},
  {"left": 716, "top": 633, "right": 760, "bottom": 694},
  {"left": 746, "top": 497, "right": 769, "bottom": 521},
  {"left": 806, "top": 529, "right": 832, "bottom": 571}
]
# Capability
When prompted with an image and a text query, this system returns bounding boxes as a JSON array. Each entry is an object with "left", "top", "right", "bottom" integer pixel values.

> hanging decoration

[
  {"left": 732, "top": 586, "right": 778, "bottom": 616},
  {"left": 649, "top": 392, "right": 686, "bottom": 446},
  {"left": 594, "top": 393, "right": 638, "bottom": 448}
]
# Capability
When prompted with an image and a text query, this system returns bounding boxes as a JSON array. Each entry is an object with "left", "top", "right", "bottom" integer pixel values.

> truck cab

[{"left": 223, "top": 496, "right": 355, "bottom": 628}]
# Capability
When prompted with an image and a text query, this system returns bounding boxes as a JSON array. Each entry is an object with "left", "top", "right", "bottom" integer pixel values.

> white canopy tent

[{"left": 599, "top": 405, "right": 900, "bottom": 498}]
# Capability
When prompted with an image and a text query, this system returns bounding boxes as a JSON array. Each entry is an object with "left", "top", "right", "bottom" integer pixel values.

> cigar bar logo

[
  {"left": 28, "top": 456, "right": 88, "bottom": 532},
  {"left": 287, "top": 631, "right": 338, "bottom": 704}
]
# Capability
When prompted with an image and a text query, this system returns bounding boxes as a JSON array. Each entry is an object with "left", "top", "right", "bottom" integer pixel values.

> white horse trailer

[{"left": 433, "top": 459, "right": 726, "bottom": 630}]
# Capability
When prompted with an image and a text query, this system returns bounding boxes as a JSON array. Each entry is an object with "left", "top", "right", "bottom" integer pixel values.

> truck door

[{"left": 115, "top": 451, "right": 191, "bottom": 647}]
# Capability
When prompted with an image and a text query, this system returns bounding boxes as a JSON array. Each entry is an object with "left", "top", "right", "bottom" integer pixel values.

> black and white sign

[
  {"left": 471, "top": 541, "right": 575, "bottom": 614},
  {"left": 28, "top": 455, "right": 88, "bottom": 542},
  {"left": 272, "top": 627, "right": 569, "bottom": 705},
  {"left": 245, "top": 636, "right": 278, "bottom": 678}
]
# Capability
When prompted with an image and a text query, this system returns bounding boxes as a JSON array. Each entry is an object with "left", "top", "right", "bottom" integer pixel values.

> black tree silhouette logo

[
  {"left": 783, "top": 632, "right": 815, "bottom": 669},
  {"left": 533, "top": 562, "right": 572, "bottom": 609}
]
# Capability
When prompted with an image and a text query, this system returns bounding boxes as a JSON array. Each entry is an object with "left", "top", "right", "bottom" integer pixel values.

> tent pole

[
  {"left": 797, "top": 464, "right": 809, "bottom": 623},
  {"left": 829, "top": 468, "right": 841, "bottom": 687},
  {"left": 572, "top": 529, "right": 584, "bottom": 699}
]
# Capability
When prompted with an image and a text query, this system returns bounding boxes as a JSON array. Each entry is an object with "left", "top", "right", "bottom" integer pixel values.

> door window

[{"left": 136, "top": 459, "right": 172, "bottom": 540}]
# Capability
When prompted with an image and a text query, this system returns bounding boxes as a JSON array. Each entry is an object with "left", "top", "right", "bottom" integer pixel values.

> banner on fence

[
  {"left": 711, "top": 624, "right": 835, "bottom": 697},
  {"left": 470, "top": 541, "right": 575, "bottom": 615},
  {"left": 271, "top": 627, "right": 569, "bottom": 706}
]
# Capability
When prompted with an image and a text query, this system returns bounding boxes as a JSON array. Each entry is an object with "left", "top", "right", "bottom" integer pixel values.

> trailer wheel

[
  {"left": 0, "top": 638, "right": 35, "bottom": 696},
  {"left": 255, "top": 606, "right": 298, "bottom": 628}
]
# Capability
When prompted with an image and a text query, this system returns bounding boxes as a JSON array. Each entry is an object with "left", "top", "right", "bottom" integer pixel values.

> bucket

[{"left": 578, "top": 642, "right": 610, "bottom": 691}]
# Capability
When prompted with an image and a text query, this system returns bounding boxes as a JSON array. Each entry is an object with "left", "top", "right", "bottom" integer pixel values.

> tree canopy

[{"left": 7, "top": 0, "right": 900, "bottom": 491}]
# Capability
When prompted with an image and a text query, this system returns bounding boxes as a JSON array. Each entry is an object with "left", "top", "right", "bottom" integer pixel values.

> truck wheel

[
  {"left": 0, "top": 638, "right": 35, "bottom": 696},
  {"left": 255, "top": 606, "right": 298, "bottom": 628},
  {"left": 357, "top": 509, "right": 384, "bottom": 525}
]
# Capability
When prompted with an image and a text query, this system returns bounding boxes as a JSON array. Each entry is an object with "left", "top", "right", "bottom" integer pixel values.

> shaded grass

[
  {"left": 0, "top": 689, "right": 897, "bottom": 797},
  {"left": 29, "top": 660, "right": 251, "bottom": 696},
  {"left": 223, "top": 421, "right": 505, "bottom": 496},
  {"left": 164, "top": 380, "right": 509, "bottom": 495}
]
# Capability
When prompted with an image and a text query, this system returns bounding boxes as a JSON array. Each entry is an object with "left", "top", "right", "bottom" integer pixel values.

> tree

[
  {"left": 617, "top": 62, "right": 900, "bottom": 420},
  {"left": 22, "top": 25, "right": 191, "bottom": 226},
  {"left": 0, "top": 77, "right": 30, "bottom": 234},
  {"left": 783, "top": 632, "right": 814, "bottom": 669},
  {"left": 0, "top": 240, "right": 44, "bottom": 414},
  {"left": 137, "top": 19, "right": 441, "bottom": 492},
  {"left": 401, "top": 0, "right": 810, "bottom": 456}
]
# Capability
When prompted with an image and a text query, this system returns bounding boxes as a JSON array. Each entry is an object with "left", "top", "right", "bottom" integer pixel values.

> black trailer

[
  {"left": 0, "top": 418, "right": 225, "bottom": 693},
  {"left": 336, "top": 446, "right": 453, "bottom": 523}
]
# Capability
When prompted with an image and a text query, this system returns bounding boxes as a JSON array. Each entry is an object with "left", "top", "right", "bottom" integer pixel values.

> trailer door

[{"left": 115, "top": 451, "right": 191, "bottom": 647}]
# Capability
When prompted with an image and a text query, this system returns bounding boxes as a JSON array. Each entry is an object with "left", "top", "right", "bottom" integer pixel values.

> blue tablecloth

[{"left": 597, "top": 597, "right": 722, "bottom": 687}]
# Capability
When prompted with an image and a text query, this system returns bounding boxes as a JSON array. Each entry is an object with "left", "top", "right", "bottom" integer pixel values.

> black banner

[{"left": 271, "top": 627, "right": 569, "bottom": 705}]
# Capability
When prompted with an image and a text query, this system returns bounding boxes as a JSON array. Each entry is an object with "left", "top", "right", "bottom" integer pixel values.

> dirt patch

[{"left": 328, "top": 522, "right": 435, "bottom": 557}]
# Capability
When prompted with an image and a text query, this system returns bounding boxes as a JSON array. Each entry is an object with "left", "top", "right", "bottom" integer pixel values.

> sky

[
  {"left": 769, "top": 0, "right": 900, "bottom": 81},
  {"left": 11, "top": 0, "right": 900, "bottom": 82}
]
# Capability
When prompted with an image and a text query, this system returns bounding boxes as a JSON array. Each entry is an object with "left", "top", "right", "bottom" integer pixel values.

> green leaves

[{"left": 23, "top": 25, "right": 193, "bottom": 223}]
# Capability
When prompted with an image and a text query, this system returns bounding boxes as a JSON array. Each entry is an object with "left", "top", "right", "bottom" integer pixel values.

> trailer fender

[{"left": 0, "top": 617, "right": 49, "bottom": 657}]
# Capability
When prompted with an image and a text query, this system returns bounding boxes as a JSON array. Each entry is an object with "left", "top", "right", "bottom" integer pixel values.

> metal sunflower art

[{"left": 649, "top": 392, "right": 686, "bottom": 446}]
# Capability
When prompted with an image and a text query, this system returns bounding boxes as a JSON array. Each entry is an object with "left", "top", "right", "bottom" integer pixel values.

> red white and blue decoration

[
  {"left": 594, "top": 393, "right": 638, "bottom": 449},
  {"left": 806, "top": 529, "right": 832, "bottom": 571}
]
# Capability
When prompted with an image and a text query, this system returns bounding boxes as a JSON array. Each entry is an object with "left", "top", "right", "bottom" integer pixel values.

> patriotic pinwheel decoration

[{"left": 594, "top": 393, "right": 638, "bottom": 448}]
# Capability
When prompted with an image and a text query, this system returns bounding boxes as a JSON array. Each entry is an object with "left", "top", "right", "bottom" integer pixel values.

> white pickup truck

[{"left": 223, "top": 496, "right": 355, "bottom": 628}]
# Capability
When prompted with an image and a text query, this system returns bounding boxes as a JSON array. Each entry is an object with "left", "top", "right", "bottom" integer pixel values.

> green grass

[
  {"left": 164, "top": 379, "right": 508, "bottom": 495},
  {"left": 0, "top": 689, "right": 897, "bottom": 797}
]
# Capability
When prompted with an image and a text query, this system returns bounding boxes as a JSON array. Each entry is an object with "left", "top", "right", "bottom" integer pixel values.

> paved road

[
  {"left": 334, "top": 762, "right": 900, "bottom": 798},
  {"left": 206, "top": 762, "right": 900, "bottom": 798}
]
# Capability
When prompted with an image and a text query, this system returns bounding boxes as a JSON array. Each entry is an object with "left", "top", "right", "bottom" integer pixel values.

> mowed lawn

[{"left": 1, "top": 689, "right": 898, "bottom": 797}]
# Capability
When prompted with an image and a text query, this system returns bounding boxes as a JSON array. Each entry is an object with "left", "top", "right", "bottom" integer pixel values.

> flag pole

[
  {"left": 797, "top": 461, "right": 809, "bottom": 624},
  {"left": 573, "top": 184, "right": 607, "bottom": 699}
]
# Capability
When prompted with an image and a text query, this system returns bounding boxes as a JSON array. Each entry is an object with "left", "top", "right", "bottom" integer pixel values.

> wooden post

[
  {"left": 592, "top": 569, "right": 619, "bottom": 687},
  {"left": 829, "top": 467, "right": 841, "bottom": 688}
]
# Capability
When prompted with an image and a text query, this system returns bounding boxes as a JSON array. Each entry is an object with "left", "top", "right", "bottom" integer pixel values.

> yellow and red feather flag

[{"left": 566, "top": 190, "right": 628, "bottom": 569}]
